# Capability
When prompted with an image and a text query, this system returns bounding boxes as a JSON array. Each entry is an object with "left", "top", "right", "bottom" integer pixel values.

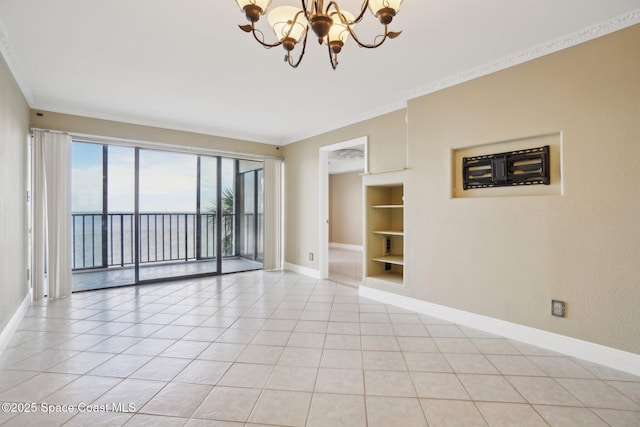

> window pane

[
  {"left": 71, "top": 142, "right": 103, "bottom": 270},
  {"left": 72, "top": 142, "right": 103, "bottom": 213},
  {"left": 138, "top": 149, "right": 203, "bottom": 281},
  {"left": 106, "top": 146, "right": 135, "bottom": 270}
]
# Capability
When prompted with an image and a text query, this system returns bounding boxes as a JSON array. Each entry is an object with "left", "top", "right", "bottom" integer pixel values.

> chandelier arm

[
  {"left": 326, "top": 0, "right": 369, "bottom": 24},
  {"left": 242, "top": 24, "right": 283, "bottom": 48},
  {"left": 287, "top": 26, "right": 310, "bottom": 68},
  {"left": 327, "top": 39, "right": 339, "bottom": 69},
  {"left": 347, "top": 24, "right": 390, "bottom": 49},
  {"left": 300, "top": 0, "right": 315, "bottom": 23},
  {"left": 287, "top": 10, "right": 308, "bottom": 40},
  {"left": 252, "top": 31, "right": 284, "bottom": 49}
]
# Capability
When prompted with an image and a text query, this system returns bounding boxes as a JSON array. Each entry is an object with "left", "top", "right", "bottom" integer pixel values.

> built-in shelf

[
  {"left": 367, "top": 272, "right": 404, "bottom": 285},
  {"left": 373, "top": 230, "right": 404, "bottom": 236},
  {"left": 364, "top": 175, "right": 405, "bottom": 287},
  {"left": 372, "top": 255, "right": 404, "bottom": 266},
  {"left": 371, "top": 204, "right": 404, "bottom": 209},
  {"left": 362, "top": 167, "right": 409, "bottom": 176}
]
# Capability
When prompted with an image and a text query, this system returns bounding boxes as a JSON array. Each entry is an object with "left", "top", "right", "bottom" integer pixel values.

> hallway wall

[
  {"left": 0, "top": 52, "right": 30, "bottom": 335},
  {"left": 329, "top": 172, "right": 363, "bottom": 247}
]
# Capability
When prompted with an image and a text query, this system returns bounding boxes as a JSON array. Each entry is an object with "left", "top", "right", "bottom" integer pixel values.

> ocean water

[{"left": 71, "top": 213, "right": 224, "bottom": 269}]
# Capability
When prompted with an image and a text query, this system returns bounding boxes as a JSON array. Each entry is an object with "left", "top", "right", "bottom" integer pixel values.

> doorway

[{"left": 319, "top": 136, "right": 367, "bottom": 284}]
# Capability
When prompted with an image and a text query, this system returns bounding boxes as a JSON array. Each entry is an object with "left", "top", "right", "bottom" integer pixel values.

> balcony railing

[{"left": 72, "top": 212, "right": 260, "bottom": 270}]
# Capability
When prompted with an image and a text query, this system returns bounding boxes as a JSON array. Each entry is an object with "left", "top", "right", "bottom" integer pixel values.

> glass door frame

[
  {"left": 134, "top": 147, "right": 222, "bottom": 285},
  {"left": 71, "top": 139, "right": 264, "bottom": 290},
  {"left": 237, "top": 163, "right": 263, "bottom": 262}
]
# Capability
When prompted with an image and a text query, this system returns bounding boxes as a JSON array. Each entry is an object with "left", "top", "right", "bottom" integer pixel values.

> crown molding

[
  {"left": 0, "top": 20, "right": 35, "bottom": 106},
  {"left": 283, "top": 9, "right": 640, "bottom": 145},
  {"left": 405, "top": 9, "right": 640, "bottom": 101},
  {"left": 34, "top": 98, "right": 406, "bottom": 147},
  {"left": 280, "top": 100, "right": 407, "bottom": 145},
  {"left": 4, "top": 8, "right": 639, "bottom": 146},
  {"left": 32, "top": 101, "right": 278, "bottom": 146}
]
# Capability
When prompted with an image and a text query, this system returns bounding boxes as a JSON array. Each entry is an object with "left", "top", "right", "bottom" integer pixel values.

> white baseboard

[
  {"left": 359, "top": 286, "right": 640, "bottom": 378},
  {"left": 0, "top": 291, "right": 31, "bottom": 356},
  {"left": 329, "top": 243, "right": 363, "bottom": 252},
  {"left": 283, "top": 262, "right": 322, "bottom": 279}
]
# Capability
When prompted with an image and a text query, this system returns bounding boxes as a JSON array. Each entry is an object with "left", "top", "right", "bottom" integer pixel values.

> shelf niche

[{"left": 363, "top": 172, "right": 404, "bottom": 287}]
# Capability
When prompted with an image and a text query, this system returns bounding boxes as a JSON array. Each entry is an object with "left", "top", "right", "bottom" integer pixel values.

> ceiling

[
  {"left": 328, "top": 146, "right": 365, "bottom": 174},
  {"left": 1, "top": 1, "right": 639, "bottom": 145}
]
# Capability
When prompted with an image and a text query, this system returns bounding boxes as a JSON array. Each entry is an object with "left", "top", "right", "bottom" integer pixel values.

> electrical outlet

[
  {"left": 551, "top": 300, "right": 565, "bottom": 317},
  {"left": 309, "top": 252, "right": 314, "bottom": 261}
]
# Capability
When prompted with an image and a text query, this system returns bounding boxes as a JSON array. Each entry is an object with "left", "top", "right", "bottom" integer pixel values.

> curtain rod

[{"left": 30, "top": 127, "right": 282, "bottom": 161}]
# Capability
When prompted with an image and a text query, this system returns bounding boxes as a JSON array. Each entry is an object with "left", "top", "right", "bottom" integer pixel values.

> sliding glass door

[
  {"left": 72, "top": 143, "right": 136, "bottom": 290},
  {"left": 137, "top": 149, "right": 219, "bottom": 282},
  {"left": 236, "top": 160, "right": 264, "bottom": 264},
  {"left": 71, "top": 141, "right": 263, "bottom": 291}
]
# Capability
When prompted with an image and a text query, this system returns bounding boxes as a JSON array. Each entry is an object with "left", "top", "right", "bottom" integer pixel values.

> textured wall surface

[
  {"left": 405, "top": 24, "right": 640, "bottom": 354},
  {"left": 283, "top": 110, "right": 407, "bottom": 269},
  {"left": 283, "top": 24, "right": 640, "bottom": 354},
  {"left": 0, "top": 53, "right": 30, "bottom": 332},
  {"left": 330, "top": 172, "right": 363, "bottom": 246}
]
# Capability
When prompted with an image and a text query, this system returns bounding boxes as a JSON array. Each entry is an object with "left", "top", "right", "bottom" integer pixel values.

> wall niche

[{"left": 451, "top": 132, "right": 563, "bottom": 198}]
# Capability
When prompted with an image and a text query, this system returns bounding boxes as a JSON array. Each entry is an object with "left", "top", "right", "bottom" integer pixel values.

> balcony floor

[{"left": 72, "top": 258, "right": 262, "bottom": 292}]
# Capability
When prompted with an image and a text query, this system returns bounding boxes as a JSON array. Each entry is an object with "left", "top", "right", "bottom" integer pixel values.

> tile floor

[
  {"left": 329, "top": 247, "right": 362, "bottom": 287},
  {"left": 1, "top": 270, "right": 639, "bottom": 426}
]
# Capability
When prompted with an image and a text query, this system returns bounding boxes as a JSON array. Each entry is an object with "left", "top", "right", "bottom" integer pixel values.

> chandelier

[{"left": 235, "top": 0, "right": 403, "bottom": 69}]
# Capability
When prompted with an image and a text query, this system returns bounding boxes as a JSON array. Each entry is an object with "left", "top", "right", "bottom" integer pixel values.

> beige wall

[
  {"left": 330, "top": 172, "right": 363, "bottom": 246},
  {"left": 283, "top": 24, "right": 640, "bottom": 354},
  {"left": 404, "top": 24, "right": 640, "bottom": 354},
  {"left": 0, "top": 54, "right": 30, "bottom": 332},
  {"left": 282, "top": 110, "right": 407, "bottom": 269},
  {"left": 31, "top": 111, "right": 281, "bottom": 158}
]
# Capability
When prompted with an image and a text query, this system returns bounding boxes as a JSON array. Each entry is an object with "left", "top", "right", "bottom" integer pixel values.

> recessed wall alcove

[{"left": 451, "top": 132, "right": 563, "bottom": 198}]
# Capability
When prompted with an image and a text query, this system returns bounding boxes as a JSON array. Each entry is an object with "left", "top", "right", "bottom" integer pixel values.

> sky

[{"left": 71, "top": 142, "right": 238, "bottom": 213}]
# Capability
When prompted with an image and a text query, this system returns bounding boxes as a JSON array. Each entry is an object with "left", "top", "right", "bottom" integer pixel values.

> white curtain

[
  {"left": 263, "top": 158, "right": 283, "bottom": 270},
  {"left": 33, "top": 130, "right": 72, "bottom": 300}
]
